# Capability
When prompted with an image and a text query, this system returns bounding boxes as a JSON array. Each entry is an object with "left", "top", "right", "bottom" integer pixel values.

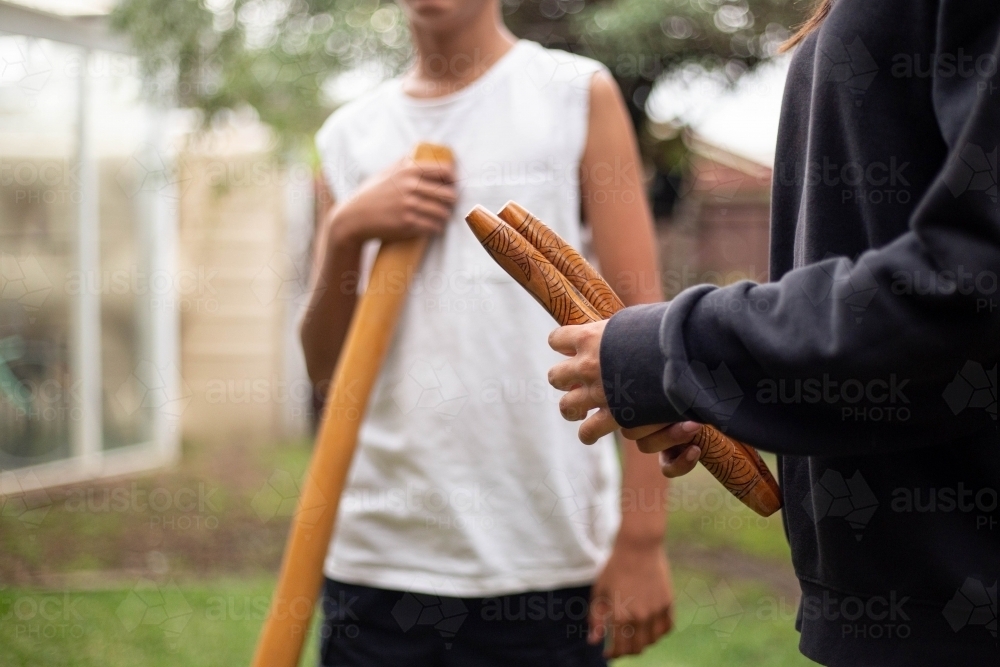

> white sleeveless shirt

[{"left": 315, "top": 40, "right": 621, "bottom": 597}]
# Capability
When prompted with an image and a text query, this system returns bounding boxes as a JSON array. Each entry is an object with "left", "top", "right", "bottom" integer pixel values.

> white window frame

[{"left": 0, "top": 1, "right": 180, "bottom": 493}]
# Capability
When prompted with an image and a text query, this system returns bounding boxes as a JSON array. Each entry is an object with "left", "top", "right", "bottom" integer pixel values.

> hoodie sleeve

[{"left": 601, "top": 4, "right": 1000, "bottom": 457}]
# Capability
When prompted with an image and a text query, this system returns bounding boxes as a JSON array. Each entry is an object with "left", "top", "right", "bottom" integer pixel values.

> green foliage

[
  {"left": 576, "top": 0, "right": 804, "bottom": 80},
  {"left": 109, "top": 0, "right": 811, "bottom": 146},
  {"left": 110, "top": 0, "right": 411, "bottom": 145}
]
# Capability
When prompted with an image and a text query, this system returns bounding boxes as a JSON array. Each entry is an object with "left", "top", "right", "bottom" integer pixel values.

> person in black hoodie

[{"left": 546, "top": 0, "right": 999, "bottom": 665}]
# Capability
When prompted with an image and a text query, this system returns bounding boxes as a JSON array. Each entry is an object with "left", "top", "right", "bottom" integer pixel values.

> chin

[
  {"left": 403, "top": 0, "right": 458, "bottom": 18},
  {"left": 401, "top": 0, "right": 484, "bottom": 29}
]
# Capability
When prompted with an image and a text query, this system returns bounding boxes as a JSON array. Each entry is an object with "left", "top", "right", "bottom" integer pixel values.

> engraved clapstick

[
  {"left": 497, "top": 200, "right": 625, "bottom": 317},
  {"left": 468, "top": 204, "right": 782, "bottom": 517}
]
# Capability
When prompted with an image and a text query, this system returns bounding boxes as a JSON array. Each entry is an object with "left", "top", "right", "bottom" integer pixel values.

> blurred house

[
  {"left": 0, "top": 1, "right": 178, "bottom": 493},
  {"left": 0, "top": 2, "right": 311, "bottom": 495},
  {"left": 1, "top": 3, "right": 775, "bottom": 495},
  {"left": 175, "top": 130, "right": 313, "bottom": 446},
  {"left": 656, "top": 133, "right": 773, "bottom": 300}
]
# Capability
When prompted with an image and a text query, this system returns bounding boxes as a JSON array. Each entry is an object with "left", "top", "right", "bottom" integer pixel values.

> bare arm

[
  {"left": 299, "top": 176, "right": 363, "bottom": 392},
  {"left": 583, "top": 73, "right": 662, "bottom": 306},
  {"left": 300, "top": 158, "right": 457, "bottom": 391},
  {"left": 580, "top": 70, "right": 673, "bottom": 658}
]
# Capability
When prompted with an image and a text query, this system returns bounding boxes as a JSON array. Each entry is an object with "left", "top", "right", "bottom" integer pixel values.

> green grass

[
  {"left": 0, "top": 571, "right": 813, "bottom": 667},
  {"left": 664, "top": 453, "right": 792, "bottom": 561},
  {"left": 624, "top": 571, "right": 815, "bottom": 666},
  {"left": 0, "top": 578, "right": 320, "bottom": 667},
  {"left": 1, "top": 443, "right": 816, "bottom": 665}
]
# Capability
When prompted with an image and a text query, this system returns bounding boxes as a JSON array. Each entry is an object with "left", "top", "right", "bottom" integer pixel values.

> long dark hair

[{"left": 780, "top": 0, "right": 833, "bottom": 52}]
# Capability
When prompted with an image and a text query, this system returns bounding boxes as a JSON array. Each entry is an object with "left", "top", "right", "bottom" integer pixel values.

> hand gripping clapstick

[
  {"left": 467, "top": 203, "right": 782, "bottom": 518},
  {"left": 252, "top": 143, "right": 454, "bottom": 667}
]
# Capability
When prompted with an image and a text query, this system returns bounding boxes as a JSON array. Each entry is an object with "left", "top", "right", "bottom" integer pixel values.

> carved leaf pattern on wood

[
  {"left": 499, "top": 201, "right": 625, "bottom": 319},
  {"left": 470, "top": 207, "right": 602, "bottom": 326}
]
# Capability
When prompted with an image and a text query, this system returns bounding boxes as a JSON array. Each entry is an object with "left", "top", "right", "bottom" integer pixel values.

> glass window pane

[
  {"left": 89, "top": 50, "right": 157, "bottom": 451},
  {"left": 0, "top": 35, "right": 81, "bottom": 469}
]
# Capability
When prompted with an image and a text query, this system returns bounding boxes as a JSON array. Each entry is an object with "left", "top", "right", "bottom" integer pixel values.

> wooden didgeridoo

[
  {"left": 251, "top": 143, "right": 454, "bottom": 667},
  {"left": 469, "top": 204, "right": 782, "bottom": 517}
]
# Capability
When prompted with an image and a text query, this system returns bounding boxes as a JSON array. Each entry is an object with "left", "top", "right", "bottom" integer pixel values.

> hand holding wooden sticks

[{"left": 466, "top": 203, "right": 782, "bottom": 518}]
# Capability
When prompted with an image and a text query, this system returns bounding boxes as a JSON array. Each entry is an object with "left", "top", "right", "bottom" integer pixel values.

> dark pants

[{"left": 319, "top": 578, "right": 607, "bottom": 667}]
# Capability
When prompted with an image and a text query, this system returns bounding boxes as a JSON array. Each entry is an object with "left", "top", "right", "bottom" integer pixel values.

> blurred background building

[
  {"left": 1, "top": 2, "right": 812, "bottom": 665},
  {"left": 656, "top": 133, "right": 773, "bottom": 300},
  {"left": 1, "top": 1, "right": 313, "bottom": 495},
  {"left": 0, "top": 1, "right": 181, "bottom": 491},
  {"left": 1, "top": 0, "right": 787, "bottom": 482}
]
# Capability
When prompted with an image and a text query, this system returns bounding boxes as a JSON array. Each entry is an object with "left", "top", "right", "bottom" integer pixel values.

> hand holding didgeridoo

[
  {"left": 252, "top": 143, "right": 453, "bottom": 667},
  {"left": 467, "top": 203, "right": 781, "bottom": 517}
]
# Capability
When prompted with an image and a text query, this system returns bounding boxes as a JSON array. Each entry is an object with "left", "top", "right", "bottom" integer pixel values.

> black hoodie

[{"left": 599, "top": 1, "right": 999, "bottom": 664}]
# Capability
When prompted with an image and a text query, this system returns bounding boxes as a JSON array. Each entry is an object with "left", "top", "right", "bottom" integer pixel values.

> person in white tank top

[{"left": 302, "top": 0, "right": 673, "bottom": 663}]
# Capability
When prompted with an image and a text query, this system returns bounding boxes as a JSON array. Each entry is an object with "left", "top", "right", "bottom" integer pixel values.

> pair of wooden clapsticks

[{"left": 465, "top": 202, "right": 782, "bottom": 518}]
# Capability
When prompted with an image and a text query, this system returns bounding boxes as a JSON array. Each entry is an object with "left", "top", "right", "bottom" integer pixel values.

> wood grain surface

[
  {"left": 252, "top": 143, "right": 454, "bottom": 667},
  {"left": 497, "top": 201, "right": 625, "bottom": 317}
]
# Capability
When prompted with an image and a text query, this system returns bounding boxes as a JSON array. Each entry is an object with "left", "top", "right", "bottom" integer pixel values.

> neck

[{"left": 404, "top": 7, "right": 516, "bottom": 98}]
